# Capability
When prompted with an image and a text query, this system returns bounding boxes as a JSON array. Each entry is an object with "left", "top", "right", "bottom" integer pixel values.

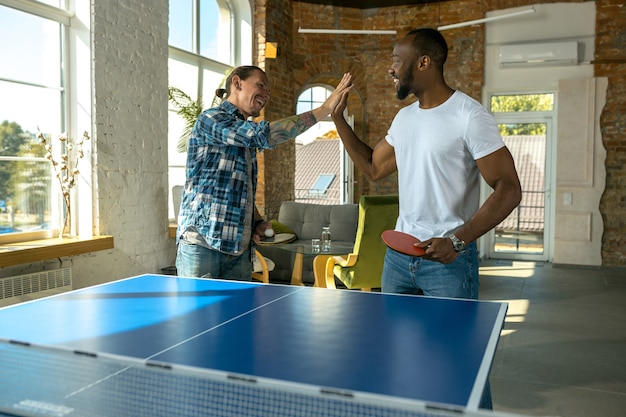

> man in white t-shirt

[{"left": 332, "top": 29, "right": 521, "bottom": 408}]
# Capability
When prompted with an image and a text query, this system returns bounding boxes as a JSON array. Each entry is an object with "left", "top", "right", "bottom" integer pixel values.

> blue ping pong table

[{"left": 0, "top": 274, "right": 509, "bottom": 417}]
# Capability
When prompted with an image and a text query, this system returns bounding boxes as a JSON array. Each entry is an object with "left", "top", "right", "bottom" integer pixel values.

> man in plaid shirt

[{"left": 176, "top": 66, "right": 352, "bottom": 280}]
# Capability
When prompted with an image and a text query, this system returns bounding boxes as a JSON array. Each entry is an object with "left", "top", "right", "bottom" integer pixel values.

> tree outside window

[{"left": 0, "top": 4, "right": 66, "bottom": 238}]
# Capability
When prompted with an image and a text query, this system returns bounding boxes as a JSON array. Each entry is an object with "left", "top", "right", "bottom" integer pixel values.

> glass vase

[{"left": 59, "top": 193, "right": 72, "bottom": 238}]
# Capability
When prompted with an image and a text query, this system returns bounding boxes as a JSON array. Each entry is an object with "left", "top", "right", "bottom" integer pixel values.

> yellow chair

[
  {"left": 323, "top": 195, "right": 399, "bottom": 291},
  {"left": 252, "top": 249, "right": 274, "bottom": 283}
]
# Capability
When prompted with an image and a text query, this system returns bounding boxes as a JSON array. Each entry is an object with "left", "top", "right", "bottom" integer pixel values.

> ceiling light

[
  {"left": 298, "top": 28, "right": 397, "bottom": 35},
  {"left": 438, "top": 7, "right": 536, "bottom": 31}
]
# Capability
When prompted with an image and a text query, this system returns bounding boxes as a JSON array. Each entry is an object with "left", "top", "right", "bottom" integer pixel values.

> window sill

[{"left": 0, "top": 235, "right": 115, "bottom": 268}]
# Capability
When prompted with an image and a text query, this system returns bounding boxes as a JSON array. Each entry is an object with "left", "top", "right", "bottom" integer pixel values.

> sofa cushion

[
  {"left": 257, "top": 201, "right": 359, "bottom": 286},
  {"left": 277, "top": 202, "right": 358, "bottom": 242}
]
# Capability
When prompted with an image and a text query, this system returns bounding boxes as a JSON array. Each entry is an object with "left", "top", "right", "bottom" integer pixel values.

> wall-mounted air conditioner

[{"left": 499, "top": 41, "right": 579, "bottom": 68}]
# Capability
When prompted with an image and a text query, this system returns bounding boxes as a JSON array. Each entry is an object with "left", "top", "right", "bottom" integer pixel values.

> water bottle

[{"left": 321, "top": 226, "right": 332, "bottom": 252}]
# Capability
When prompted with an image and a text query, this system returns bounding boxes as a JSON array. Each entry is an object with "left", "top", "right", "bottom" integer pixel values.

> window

[
  {"left": 295, "top": 85, "right": 337, "bottom": 146},
  {"left": 308, "top": 174, "right": 335, "bottom": 197},
  {"left": 490, "top": 93, "right": 554, "bottom": 112},
  {"left": 167, "top": 0, "right": 252, "bottom": 219},
  {"left": 296, "top": 86, "right": 331, "bottom": 115},
  {"left": 491, "top": 93, "right": 554, "bottom": 136},
  {"left": 294, "top": 85, "right": 348, "bottom": 205},
  {"left": 0, "top": 1, "right": 69, "bottom": 240},
  {"left": 169, "top": 0, "right": 233, "bottom": 65}
]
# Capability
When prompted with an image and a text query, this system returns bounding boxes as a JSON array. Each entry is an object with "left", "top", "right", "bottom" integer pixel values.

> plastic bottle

[{"left": 321, "top": 226, "right": 332, "bottom": 252}]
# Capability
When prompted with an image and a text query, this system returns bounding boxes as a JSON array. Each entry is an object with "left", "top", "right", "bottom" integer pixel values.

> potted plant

[{"left": 167, "top": 87, "right": 204, "bottom": 153}]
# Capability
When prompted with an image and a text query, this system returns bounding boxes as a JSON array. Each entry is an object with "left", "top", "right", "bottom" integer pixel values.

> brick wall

[
  {"left": 595, "top": 0, "right": 626, "bottom": 265},
  {"left": 254, "top": 0, "right": 626, "bottom": 266},
  {"left": 255, "top": 0, "right": 297, "bottom": 220}
]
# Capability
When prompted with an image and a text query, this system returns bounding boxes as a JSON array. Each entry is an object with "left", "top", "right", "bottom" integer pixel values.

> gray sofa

[{"left": 256, "top": 201, "right": 358, "bottom": 285}]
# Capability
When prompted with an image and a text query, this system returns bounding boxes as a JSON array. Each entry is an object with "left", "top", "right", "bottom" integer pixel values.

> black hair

[
  {"left": 215, "top": 65, "right": 267, "bottom": 99},
  {"left": 405, "top": 28, "right": 448, "bottom": 68}
]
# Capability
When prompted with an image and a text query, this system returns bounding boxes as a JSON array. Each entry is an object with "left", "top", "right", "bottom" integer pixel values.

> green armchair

[{"left": 323, "top": 195, "right": 399, "bottom": 290}]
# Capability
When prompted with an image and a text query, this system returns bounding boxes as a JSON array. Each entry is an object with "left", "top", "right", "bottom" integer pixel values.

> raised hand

[
  {"left": 331, "top": 86, "right": 351, "bottom": 121},
  {"left": 320, "top": 72, "right": 353, "bottom": 116}
]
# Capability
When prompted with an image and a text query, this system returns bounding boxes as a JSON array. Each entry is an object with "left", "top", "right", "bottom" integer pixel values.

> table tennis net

[{"left": 0, "top": 338, "right": 517, "bottom": 417}]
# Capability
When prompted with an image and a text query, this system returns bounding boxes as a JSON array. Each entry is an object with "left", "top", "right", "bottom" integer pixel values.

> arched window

[
  {"left": 294, "top": 85, "right": 353, "bottom": 204},
  {"left": 295, "top": 85, "right": 335, "bottom": 145}
]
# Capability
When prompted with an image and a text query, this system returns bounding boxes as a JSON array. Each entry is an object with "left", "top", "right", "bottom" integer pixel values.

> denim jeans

[
  {"left": 175, "top": 240, "right": 253, "bottom": 281},
  {"left": 381, "top": 242, "right": 493, "bottom": 409},
  {"left": 382, "top": 241, "right": 479, "bottom": 299}
]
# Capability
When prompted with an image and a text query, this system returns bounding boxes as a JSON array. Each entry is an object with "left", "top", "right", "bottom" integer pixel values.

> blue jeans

[
  {"left": 382, "top": 242, "right": 479, "bottom": 299},
  {"left": 381, "top": 242, "right": 493, "bottom": 409},
  {"left": 175, "top": 240, "right": 253, "bottom": 281}
]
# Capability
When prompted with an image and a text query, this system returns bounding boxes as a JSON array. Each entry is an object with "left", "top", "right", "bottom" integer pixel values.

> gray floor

[{"left": 478, "top": 260, "right": 626, "bottom": 417}]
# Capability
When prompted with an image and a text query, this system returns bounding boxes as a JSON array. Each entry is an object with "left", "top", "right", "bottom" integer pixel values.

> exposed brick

[{"left": 253, "top": 0, "right": 626, "bottom": 266}]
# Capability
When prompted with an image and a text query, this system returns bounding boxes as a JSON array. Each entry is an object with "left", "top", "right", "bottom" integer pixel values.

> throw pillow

[{"left": 270, "top": 220, "right": 296, "bottom": 237}]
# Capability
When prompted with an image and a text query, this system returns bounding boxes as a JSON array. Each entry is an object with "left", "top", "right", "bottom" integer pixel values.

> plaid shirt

[{"left": 177, "top": 100, "right": 317, "bottom": 255}]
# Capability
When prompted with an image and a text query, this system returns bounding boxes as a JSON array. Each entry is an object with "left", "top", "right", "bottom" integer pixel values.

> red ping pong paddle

[{"left": 381, "top": 230, "right": 426, "bottom": 257}]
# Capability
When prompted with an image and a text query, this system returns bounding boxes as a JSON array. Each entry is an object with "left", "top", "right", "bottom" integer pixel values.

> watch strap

[{"left": 449, "top": 234, "right": 466, "bottom": 252}]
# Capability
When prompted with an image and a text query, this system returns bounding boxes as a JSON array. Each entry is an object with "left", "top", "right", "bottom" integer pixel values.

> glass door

[
  {"left": 492, "top": 120, "right": 550, "bottom": 260},
  {"left": 485, "top": 93, "right": 555, "bottom": 261}
]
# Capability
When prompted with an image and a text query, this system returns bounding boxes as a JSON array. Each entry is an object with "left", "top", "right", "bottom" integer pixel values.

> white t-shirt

[{"left": 385, "top": 91, "right": 504, "bottom": 241}]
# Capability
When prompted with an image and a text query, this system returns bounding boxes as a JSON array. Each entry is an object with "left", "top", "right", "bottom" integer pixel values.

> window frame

[
  {"left": 167, "top": 0, "right": 251, "bottom": 220},
  {"left": 482, "top": 89, "right": 558, "bottom": 263},
  {"left": 0, "top": 0, "right": 74, "bottom": 243}
]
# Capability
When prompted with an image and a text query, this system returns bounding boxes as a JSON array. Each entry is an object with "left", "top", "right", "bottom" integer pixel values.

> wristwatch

[{"left": 449, "top": 234, "right": 466, "bottom": 252}]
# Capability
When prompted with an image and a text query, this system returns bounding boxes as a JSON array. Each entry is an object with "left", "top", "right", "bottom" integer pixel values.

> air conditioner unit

[{"left": 499, "top": 41, "right": 579, "bottom": 68}]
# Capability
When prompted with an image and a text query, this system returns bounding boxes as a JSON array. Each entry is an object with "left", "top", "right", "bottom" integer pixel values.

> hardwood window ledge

[{"left": 0, "top": 236, "right": 114, "bottom": 268}]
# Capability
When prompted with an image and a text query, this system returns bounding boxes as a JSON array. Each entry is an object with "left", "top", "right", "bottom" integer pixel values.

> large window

[
  {"left": 0, "top": 1, "right": 69, "bottom": 240},
  {"left": 169, "top": 0, "right": 233, "bottom": 64},
  {"left": 167, "top": 0, "right": 251, "bottom": 219}
]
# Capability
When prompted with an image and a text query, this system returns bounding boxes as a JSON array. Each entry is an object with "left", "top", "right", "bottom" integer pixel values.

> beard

[
  {"left": 396, "top": 83, "right": 411, "bottom": 100},
  {"left": 396, "top": 62, "right": 414, "bottom": 100}
]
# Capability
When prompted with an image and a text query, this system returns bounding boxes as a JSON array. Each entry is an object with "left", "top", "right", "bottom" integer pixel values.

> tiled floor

[{"left": 478, "top": 260, "right": 626, "bottom": 417}]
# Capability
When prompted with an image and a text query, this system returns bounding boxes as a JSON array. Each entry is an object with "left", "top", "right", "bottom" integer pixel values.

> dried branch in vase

[{"left": 37, "top": 130, "right": 91, "bottom": 237}]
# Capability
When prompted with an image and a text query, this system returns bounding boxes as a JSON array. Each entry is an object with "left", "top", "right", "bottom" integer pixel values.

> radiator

[{"left": 0, "top": 268, "right": 72, "bottom": 301}]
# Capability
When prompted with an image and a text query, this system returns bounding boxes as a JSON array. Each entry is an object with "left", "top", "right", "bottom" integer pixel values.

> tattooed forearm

[{"left": 268, "top": 112, "right": 318, "bottom": 146}]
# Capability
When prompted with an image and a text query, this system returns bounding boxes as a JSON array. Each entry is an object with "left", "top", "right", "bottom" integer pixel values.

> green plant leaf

[{"left": 168, "top": 86, "right": 203, "bottom": 153}]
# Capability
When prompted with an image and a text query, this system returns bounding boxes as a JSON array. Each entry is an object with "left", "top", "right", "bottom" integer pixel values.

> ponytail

[{"left": 215, "top": 88, "right": 228, "bottom": 100}]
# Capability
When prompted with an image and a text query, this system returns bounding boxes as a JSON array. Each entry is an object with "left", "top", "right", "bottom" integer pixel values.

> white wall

[
  {"left": 484, "top": 2, "right": 595, "bottom": 92},
  {"left": 483, "top": 2, "right": 606, "bottom": 266},
  {"left": 554, "top": 78, "right": 606, "bottom": 266}
]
